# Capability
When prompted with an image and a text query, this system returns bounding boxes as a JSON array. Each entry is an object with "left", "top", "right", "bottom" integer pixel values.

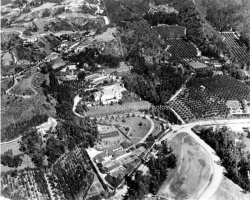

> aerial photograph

[{"left": 1, "top": 0, "right": 250, "bottom": 199}]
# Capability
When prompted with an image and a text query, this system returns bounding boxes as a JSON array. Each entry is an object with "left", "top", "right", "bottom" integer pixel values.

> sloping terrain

[{"left": 157, "top": 133, "right": 212, "bottom": 199}]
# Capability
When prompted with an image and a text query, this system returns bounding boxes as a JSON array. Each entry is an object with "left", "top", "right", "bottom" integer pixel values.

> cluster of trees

[
  {"left": 104, "top": 0, "right": 149, "bottom": 23},
  {"left": 1, "top": 150, "right": 22, "bottom": 168},
  {"left": 239, "top": 33, "right": 250, "bottom": 50},
  {"left": 48, "top": 149, "right": 94, "bottom": 200},
  {"left": 105, "top": 174, "right": 124, "bottom": 188},
  {"left": 124, "top": 141, "right": 177, "bottom": 199},
  {"left": 1, "top": 114, "right": 48, "bottom": 142},
  {"left": 203, "top": 0, "right": 243, "bottom": 32},
  {"left": 197, "top": 126, "right": 250, "bottom": 192},
  {"left": 19, "top": 116, "right": 97, "bottom": 167},
  {"left": 222, "top": 63, "right": 248, "bottom": 80},
  {"left": 15, "top": 44, "right": 47, "bottom": 63},
  {"left": 68, "top": 48, "right": 121, "bottom": 69},
  {"left": 124, "top": 59, "right": 187, "bottom": 105},
  {"left": 29, "top": 73, "right": 98, "bottom": 167},
  {"left": 1, "top": 168, "right": 51, "bottom": 200},
  {"left": 144, "top": 12, "right": 178, "bottom": 26}
]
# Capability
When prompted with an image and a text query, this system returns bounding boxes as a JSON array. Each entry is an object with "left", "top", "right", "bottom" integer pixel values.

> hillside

[{"left": 194, "top": 0, "right": 250, "bottom": 48}]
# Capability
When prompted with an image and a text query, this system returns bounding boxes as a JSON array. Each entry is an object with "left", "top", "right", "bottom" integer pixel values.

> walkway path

[{"left": 0, "top": 136, "right": 22, "bottom": 145}]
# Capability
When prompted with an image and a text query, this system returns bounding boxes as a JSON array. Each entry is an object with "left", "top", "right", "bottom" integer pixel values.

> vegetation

[
  {"left": 164, "top": 39, "right": 199, "bottom": 59},
  {"left": 152, "top": 25, "right": 186, "bottom": 39},
  {"left": 222, "top": 32, "right": 250, "bottom": 65},
  {"left": 170, "top": 75, "right": 250, "bottom": 122},
  {"left": 68, "top": 48, "right": 121, "bottom": 69},
  {"left": 197, "top": 126, "right": 250, "bottom": 192},
  {"left": 1, "top": 114, "right": 48, "bottom": 142},
  {"left": 18, "top": 73, "right": 98, "bottom": 167},
  {"left": 1, "top": 150, "right": 22, "bottom": 168},
  {"left": 1, "top": 168, "right": 51, "bottom": 200},
  {"left": 124, "top": 141, "right": 177, "bottom": 199},
  {"left": 47, "top": 148, "right": 94, "bottom": 200}
]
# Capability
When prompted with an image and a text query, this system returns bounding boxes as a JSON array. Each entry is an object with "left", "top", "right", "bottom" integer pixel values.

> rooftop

[{"left": 189, "top": 61, "right": 208, "bottom": 69}]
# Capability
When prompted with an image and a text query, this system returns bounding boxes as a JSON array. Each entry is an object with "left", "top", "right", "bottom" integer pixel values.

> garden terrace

[
  {"left": 165, "top": 39, "right": 198, "bottom": 59},
  {"left": 152, "top": 25, "right": 186, "bottom": 39},
  {"left": 222, "top": 32, "right": 250, "bottom": 64}
]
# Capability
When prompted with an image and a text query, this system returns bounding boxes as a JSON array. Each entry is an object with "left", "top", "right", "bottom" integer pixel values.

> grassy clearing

[
  {"left": 242, "top": 136, "right": 250, "bottom": 152},
  {"left": 86, "top": 101, "right": 151, "bottom": 116},
  {"left": 100, "top": 116, "right": 151, "bottom": 139},
  {"left": 129, "top": 137, "right": 141, "bottom": 145},
  {"left": 103, "top": 61, "right": 131, "bottom": 74},
  {"left": 157, "top": 133, "right": 212, "bottom": 200},
  {"left": 10, "top": 72, "right": 38, "bottom": 96},
  {"left": 1, "top": 139, "right": 33, "bottom": 172},
  {"left": 2, "top": 51, "right": 13, "bottom": 64},
  {"left": 1, "top": 89, "right": 55, "bottom": 131},
  {"left": 212, "top": 176, "right": 250, "bottom": 200}
]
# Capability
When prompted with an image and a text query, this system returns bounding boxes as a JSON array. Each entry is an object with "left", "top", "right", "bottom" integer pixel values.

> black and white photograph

[{"left": 1, "top": 0, "right": 250, "bottom": 199}]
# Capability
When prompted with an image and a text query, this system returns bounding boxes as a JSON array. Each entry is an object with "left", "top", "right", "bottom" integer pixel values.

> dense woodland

[
  {"left": 68, "top": 48, "right": 121, "bottom": 69},
  {"left": 18, "top": 72, "right": 98, "bottom": 168},
  {"left": 196, "top": 126, "right": 250, "bottom": 192},
  {"left": 1, "top": 114, "right": 48, "bottom": 142},
  {"left": 47, "top": 148, "right": 94, "bottom": 200},
  {"left": 124, "top": 141, "right": 177, "bottom": 199}
]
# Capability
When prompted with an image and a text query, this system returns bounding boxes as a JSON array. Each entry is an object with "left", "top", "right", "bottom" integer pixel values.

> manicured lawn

[
  {"left": 100, "top": 116, "right": 151, "bottom": 139},
  {"left": 129, "top": 137, "right": 142, "bottom": 145}
]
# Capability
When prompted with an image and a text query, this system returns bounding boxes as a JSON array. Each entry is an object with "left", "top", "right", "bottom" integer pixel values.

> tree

[{"left": 77, "top": 71, "right": 86, "bottom": 80}]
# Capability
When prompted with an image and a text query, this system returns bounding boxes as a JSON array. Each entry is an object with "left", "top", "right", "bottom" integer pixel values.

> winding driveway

[{"left": 5, "top": 72, "right": 39, "bottom": 99}]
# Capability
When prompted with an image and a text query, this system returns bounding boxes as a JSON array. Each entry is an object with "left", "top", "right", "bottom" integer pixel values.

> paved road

[{"left": 159, "top": 118, "right": 250, "bottom": 200}]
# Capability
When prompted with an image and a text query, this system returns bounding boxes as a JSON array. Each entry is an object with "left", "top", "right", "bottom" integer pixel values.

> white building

[{"left": 94, "top": 83, "right": 126, "bottom": 105}]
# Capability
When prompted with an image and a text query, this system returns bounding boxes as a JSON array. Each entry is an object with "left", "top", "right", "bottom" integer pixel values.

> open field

[
  {"left": 1, "top": 139, "right": 33, "bottom": 172},
  {"left": 211, "top": 176, "right": 250, "bottom": 200},
  {"left": 100, "top": 116, "right": 151, "bottom": 139},
  {"left": 157, "top": 133, "right": 212, "bottom": 200},
  {"left": 103, "top": 61, "right": 131, "bottom": 74},
  {"left": 86, "top": 101, "right": 151, "bottom": 116},
  {"left": 1, "top": 51, "right": 13, "bottom": 65},
  {"left": 8, "top": 72, "right": 39, "bottom": 97}
]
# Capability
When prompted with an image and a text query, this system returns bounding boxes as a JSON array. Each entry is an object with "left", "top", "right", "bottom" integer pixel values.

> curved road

[
  {"left": 72, "top": 94, "right": 250, "bottom": 200},
  {"left": 159, "top": 118, "right": 250, "bottom": 200},
  {"left": 5, "top": 73, "right": 39, "bottom": 99}
]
